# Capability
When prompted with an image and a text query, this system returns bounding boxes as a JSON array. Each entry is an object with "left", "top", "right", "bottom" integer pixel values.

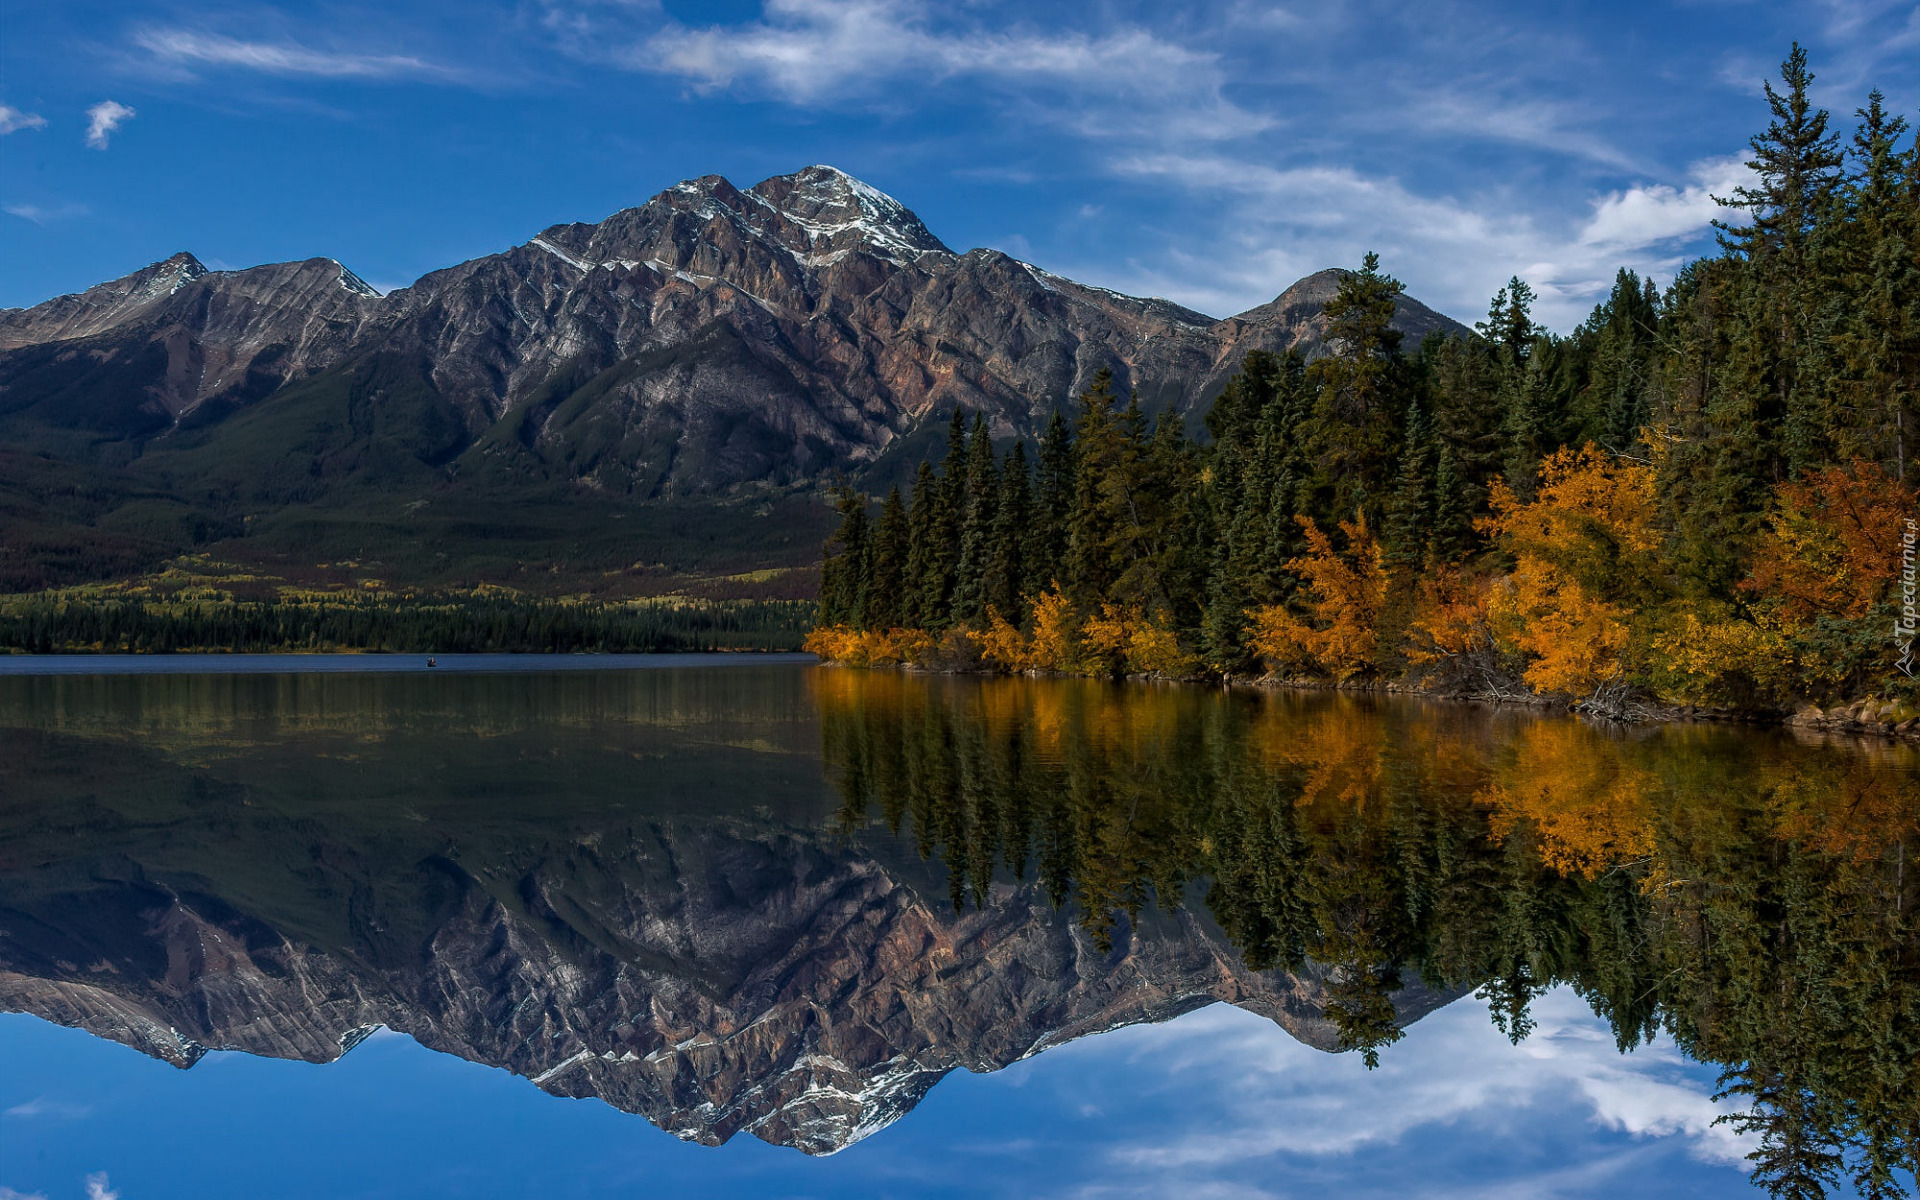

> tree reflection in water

[{"left": 815, "top": 671, "right": 1920, "bottom": 1198}]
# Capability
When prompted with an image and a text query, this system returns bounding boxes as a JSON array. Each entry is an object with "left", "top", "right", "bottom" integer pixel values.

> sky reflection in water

[{"left": 2, "top": 988, "right": 1755, "bottom": 1200}]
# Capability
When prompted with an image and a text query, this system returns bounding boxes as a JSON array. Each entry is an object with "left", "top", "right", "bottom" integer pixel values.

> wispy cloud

[
  {"left": 83, "top": 1175, "right": 118, "bottom": 1200},
  {"left": 2, "top": 1097, "right": 92, "bottom": 1118},
  {"left": 132, "top": 28, "right": 450, "bottom": 80},
  {"left": 0, "top": 1187, "right": 50, "bottom": 1200},
  {"left": 0, "top": 105, "right": 48, "bottom": 135},
  {"left": 629, "top": 0, "right": 1268, "bottom": 143},
  {"left": 84, "top": 100, "right": 135, "bottom": 150}
]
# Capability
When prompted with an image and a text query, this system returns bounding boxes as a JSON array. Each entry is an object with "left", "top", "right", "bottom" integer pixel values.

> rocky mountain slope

[{"left": 0, "top": 166, "right": 1466, "bottom": 590}]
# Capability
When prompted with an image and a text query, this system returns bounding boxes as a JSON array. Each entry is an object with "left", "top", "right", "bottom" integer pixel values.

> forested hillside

[{"left": 810, "top": 48, "right": 1919, "bottom": 715}]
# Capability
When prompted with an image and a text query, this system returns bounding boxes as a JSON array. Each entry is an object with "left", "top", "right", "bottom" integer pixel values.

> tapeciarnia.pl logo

[{"left": 1899, "top": 518, "right": 1917, "bottom": 678}]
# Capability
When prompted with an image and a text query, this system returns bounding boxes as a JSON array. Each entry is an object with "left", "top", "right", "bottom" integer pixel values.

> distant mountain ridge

[{"left": 0, "top": 166, "right": 1467, "bottom": 591}]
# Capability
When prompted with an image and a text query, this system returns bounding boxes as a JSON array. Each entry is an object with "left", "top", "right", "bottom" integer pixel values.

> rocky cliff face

[
  {"left": 0, "top": 818, "right": 1455, "bottom": 1155},
  {"left": 0, "top": 166, "right": 1465, "bottom": 497}
]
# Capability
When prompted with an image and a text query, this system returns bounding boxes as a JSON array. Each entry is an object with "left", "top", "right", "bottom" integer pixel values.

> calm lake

[{"left": 1, "top": 660, "right": 1912, "bottom": 1199}]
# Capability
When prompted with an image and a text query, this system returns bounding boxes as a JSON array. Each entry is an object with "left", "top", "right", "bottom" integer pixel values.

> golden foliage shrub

[
  {"left": 1026, "top": 584, "right": 1079, "bottom": 672},
  {"left": 1246, "top": 512, "right": 1388, "bottom": 681},
  {"left": 802, "top": 625, "right": 932, "bottom": 667},
  {"left": 1405, "top": 569, "right": 1494, "bottom": 665},
  {"left": 976, "top": 607, "right": 1033, "bottom": 671},
  {"left": 1480, "top": 445, "right": 1659, "bottom": 698}
]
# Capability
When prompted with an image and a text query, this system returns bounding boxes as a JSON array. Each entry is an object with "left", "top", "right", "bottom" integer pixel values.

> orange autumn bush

[
  {"left": 1480, "top": 445, "right": 1661, "bottom": 698},
  {"left": 1406, "top": 568, "right": 1495, "bottom": 665},
  {"left": 1744, "top": 460, "right": 1915, "bottom": 622},
  {"left": 1248, "top": 511, "right": 1389, "bottom": 681}
]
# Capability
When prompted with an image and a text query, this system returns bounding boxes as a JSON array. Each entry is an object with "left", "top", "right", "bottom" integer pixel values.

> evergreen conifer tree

[
  {"left": 819, "top": 485, "right": 870, "bottom": 627},
  {"left": 903, "top": 459, "right": 937, "bottom": 629},
  {"left": 983, "top": 442, "right": 1032, "bottom": 620},
  {"left": 951, "top": 415, "right": 1000, "bottom": 625},
  {"left": 1028, "top": 411, "right": 1076, "bottom": 597},
  {"left": 863, "top": 487, "right": 909, "bottom": 629}
]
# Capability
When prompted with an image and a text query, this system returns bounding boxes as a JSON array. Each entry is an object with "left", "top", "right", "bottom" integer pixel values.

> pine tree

[
  {"left": 1429, "top": 442, "right": 1473, "bottom": 563},
  {"left": 1066, "top": 370, "right": 1125, "bottom": 607},
  {"left": 1385, "top": 397, "right": 1435, "bottom": 565},
  {"left": 903, "top": 459, "right": 938, "bottom": 629},
  {"left": 819, "top": 485, "right": 870, "bottom": 627},
  {"left": 1478, "top": 276, "right": 1537, "bottom": 363},
  {"left": 951, "top": 415, "right": 1000, "bottom": 626},
  {"left": 918, "top": 411, "right": 969, "bottom": 630},
  {"left": 1716, "top": 43, "right": 1845, "bottom": 263},
  {"left": 1306, "top": 253, "right": 1408, "bottom": 517},
  {"left": 983, "top": 442, "right": 1032, "bottom": 621},
  {"left": 863, "top": 486, "right": 909, "bottom": 629},
  {"left": 1027, "top": 411, "right": 1076, "bottom": 597}
]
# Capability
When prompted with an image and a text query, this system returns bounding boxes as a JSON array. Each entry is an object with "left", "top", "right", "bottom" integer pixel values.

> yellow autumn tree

[
  {"left": 1481, "top": 445, "right": 1662, "bottom": 698},
  {"left": 975, "top": 607, "right": 1032, "bottom": 671},
  {"left": 1247, "top": 511, "right": 1389, "bottom": 681},
  {"left": 1405, "top": 568, "right": 1495, "bottom": 665},
  {"left": 1081, "top": 602, "right": 1200, "bottom": 677},
  {"left": 1026, "top": 583, "right": 1079, "bottom": 672}
]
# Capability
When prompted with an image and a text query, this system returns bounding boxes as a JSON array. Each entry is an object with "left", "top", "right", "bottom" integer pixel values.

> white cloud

[
  {"left": 632, "top": 0, "right": 1267, "bottom": 143},
  {"left": 84, "top": 101, "right": 135, "bottom": 150},
  {"left": 1064, "top": 148, "right": 1749, "bottom": 330},
  {"left": 1074, "top": 986, "right": 1754, "bottom": 1194},
  {"left": 0, "top": 105, "right": 47, "bottom": 134},
  {"left": 132, "top": 28, "right": 448, "bottom": 80},
  {"left": 1576, "top": 156, "right": 1748, "bottom": 252},
  {"left": 0, "top": 1188, "right": 50, "bottom": 1200},
  {"left": 83, "top": 1175, "right": 117, "bottom": 1200}
]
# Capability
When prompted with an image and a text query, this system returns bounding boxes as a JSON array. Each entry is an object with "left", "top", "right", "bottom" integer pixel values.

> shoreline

[{"left": 821, "top": 659, "right": 1920, "bottom": 745}]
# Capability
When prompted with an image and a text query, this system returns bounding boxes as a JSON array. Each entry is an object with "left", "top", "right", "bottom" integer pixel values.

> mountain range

[{"left": 0, "top": 166, "right": 1465, "bottom": 594}]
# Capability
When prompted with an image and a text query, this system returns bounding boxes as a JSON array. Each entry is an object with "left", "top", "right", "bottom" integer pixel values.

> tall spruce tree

[
  {"left": 1065, "top": 370, "right": 1126, "bottom": 607},
  {"left": 818, "top": 485, "right": 870, "bottom": 627},
  {"left": 983, "top": 441, "right": 1032, "bottom": 621},
  {"left": 903, "top": 459, "right": 938, "bottom": 629},
  {"left": 918, "top": 411, "right": 969, "bottom": 630},
  {"left": 863, "top": 487, "right": 909, "bottom": 629},
  {"left": 1385, "top": 397, "right": 1435, "bottom": 565},
  {"left": 1306, "top": 253, "right": 1408, "bottom": 518},
  {"left": 1028, "top": 411, "right": 1076, "bottom": 597},
  {"left": 951, "top": 415, "right": 1001, "bottom": 625}
]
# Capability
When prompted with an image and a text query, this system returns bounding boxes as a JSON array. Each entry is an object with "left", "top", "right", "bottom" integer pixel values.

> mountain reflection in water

[{"left": 0, "top": 666, "right": 1914, "bottom": 1197}]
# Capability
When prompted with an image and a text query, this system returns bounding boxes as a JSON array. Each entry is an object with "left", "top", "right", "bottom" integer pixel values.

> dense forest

[
  {"left": 816, "top": 670, "right": 1919, "bottom": 1199},
  {"left": 809, "top": 47, "right": 1919, "bottom": 715},
  {"left": 0, "top": 592, "right": 813, "bottom": 654}
]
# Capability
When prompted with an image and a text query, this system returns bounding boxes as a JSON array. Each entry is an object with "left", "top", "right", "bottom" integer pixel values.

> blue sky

[
  {"left": 0, "top": 0, "right": 1914, "bottom": 329},
  {"left": 0, "top": 988, "right": 1785, "bottom": 1200}
]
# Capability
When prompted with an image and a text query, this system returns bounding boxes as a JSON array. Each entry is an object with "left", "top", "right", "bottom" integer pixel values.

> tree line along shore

[
  {"left": 0, "top": 592, "right": 813, "bottom": 654},
  {"left": 807, "top": 48, "right": 1920, "bottom": 731}
]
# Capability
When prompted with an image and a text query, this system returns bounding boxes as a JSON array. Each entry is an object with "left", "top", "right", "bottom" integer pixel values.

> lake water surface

[{"left": 1, "top": 661, "right": 1912, "bottom": 1199}]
